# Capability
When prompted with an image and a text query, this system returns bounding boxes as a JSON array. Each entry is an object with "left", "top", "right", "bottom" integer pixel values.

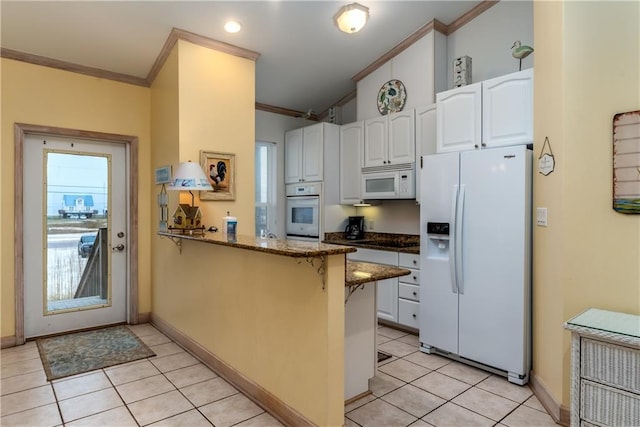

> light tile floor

[{"left": 0, "top": 324, "right": 559, "bottom": 427}]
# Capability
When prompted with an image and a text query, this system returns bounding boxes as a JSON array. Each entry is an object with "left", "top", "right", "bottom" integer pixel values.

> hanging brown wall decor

[{"left": 613, "top": 110, "right": 640, "bottom": 214}]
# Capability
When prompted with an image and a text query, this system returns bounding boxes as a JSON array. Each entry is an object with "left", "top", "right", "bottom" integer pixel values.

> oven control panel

[{"left": 286, "top": 182, "right": 322, "bottom": 197}]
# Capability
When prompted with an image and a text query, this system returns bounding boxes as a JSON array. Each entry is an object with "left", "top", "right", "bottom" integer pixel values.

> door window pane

[{"left": 45, "top": 151, "right": 110, "bottom": 313}]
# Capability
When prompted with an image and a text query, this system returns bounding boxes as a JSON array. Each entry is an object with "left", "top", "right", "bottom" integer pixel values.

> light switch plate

[{"left": 536, "top": 207, "right": 548, "bottom": 227}]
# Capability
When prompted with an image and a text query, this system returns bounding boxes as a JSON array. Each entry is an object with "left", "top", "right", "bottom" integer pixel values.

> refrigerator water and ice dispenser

[{"left": 426, "top": 222, "right": 450, "bottom": 256}]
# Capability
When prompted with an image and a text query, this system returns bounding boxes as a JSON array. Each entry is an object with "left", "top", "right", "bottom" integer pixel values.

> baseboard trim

[
  {"left": 137, "top": 312, "right": 151, "bottom": 324},
  {"left": 1, "top": 335, "right": 17, "bottom": 349},
  {"left": 530, "top": 372, "right": 571, "bottom": 426},
  {"left": 150, "top": 314, "right": 314, "bottom": 427}
]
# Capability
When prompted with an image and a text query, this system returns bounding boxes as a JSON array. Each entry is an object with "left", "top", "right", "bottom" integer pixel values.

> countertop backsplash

[{"left": 324, "top": 232, "right": 419, "bottom": 254}]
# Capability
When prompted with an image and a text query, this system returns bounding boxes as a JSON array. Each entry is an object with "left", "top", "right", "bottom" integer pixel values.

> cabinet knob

[
  {"left": 412, "top": 314, "right": 417, "bottom": 318},
  {"left": 474, "top": 144, "right": 479, "bottom": 149},
  {"left": 412, "top": 260, "right": 417, "bottom": 265},
  {"left": 481, "top": 143, "right": 487, "bottom": 147},
  {"left": 412, "top": 292, "right": 417, "bottom": 296},
  {"left": 413, "top": 276, "right": 417, "bottom": 281}
]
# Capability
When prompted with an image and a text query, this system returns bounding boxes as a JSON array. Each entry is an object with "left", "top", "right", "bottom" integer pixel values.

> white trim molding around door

[{"left": 13, "top": 123, "right": 139, "bottom": 344}]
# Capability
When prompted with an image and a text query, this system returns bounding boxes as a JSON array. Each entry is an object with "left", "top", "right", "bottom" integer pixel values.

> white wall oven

[{"left": 286, "top": 183, "right": 321, "bottom": 241}]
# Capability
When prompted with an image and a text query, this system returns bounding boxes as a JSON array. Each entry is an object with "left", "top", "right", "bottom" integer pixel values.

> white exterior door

[{"left": 23, "top": 135, "right": 128, "bottom": 338}]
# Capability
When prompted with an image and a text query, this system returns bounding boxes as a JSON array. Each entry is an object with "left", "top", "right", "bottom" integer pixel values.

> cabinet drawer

[
  {"left": 399, "top": 253, "right": 420, "bottom": 269},
  {"left": 348, "top": 248, "right": 398, "bottom": 265},
  {"left": 398, "top": 283, "right": 419, "bottom": 302},
  {"left": 399, "top": 268, "right": 419, "bottom": 286},
  {"left": 398, "top": 299, "right": 419, "bottom": 328},
  {"left": 580, "top": 379, "right": 640, "bottom": 427},
  {"left": 581, "top": 338, "right": 640, "bottom": 393}
]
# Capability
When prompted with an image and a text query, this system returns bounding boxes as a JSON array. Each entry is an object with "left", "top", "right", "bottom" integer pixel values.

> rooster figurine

[{"left": 511, "top": 40, "right": 534, "bottom": 71}]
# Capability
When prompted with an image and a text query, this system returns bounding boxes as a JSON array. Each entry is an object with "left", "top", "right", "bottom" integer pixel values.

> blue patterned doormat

[{"left": 36, "top": 325, "right": 155, "bottom": 381}]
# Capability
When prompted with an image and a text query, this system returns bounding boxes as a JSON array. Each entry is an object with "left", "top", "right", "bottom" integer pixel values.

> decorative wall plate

[{"left": 377, "top": 79, "right": 406, "bottom": 115}]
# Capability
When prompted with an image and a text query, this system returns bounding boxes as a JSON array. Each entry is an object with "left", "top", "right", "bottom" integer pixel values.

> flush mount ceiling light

[
  {"left": 224, "top": 20, "right": 242, "bottom": 33},
  {"left": 334, "top": 2, "right": 369, "bottom": 34}
]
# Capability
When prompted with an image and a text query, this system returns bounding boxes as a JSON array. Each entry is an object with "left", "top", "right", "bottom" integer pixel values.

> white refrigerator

[{"left": 419, "top": 145, "right": 532, "bottom": 385}]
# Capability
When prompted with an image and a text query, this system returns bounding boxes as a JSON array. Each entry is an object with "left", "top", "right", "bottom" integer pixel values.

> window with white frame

[{"left": 255, "top": 141, "right": 277, "bottom": 237}]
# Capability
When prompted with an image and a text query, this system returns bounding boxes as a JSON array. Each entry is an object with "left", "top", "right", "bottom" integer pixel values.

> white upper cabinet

[
  {"left": 388, "top": 110, "right": 416, "bottom": 164},
  {"left": 284, "top": 127, "right": 304, "bottom": 183},
  {"left": 285, "top": 123, "right": 324, "bottom": 183},
  {"left": 339, "top": 121, "right": 364, "bottom": 204},
  {"left": 436, "top": 69, "right": 533, "bottom": 153},
  {"left": 364, "top": 109, "right": 415, "bottom": 167},
  {"left": 363, "top": 116, "right": 387, "bottom": 167},
  {"left": 436, "top": 82, "right": 482, "bottom": 153},
  {"left": 415, "top": 104, "right": 437, "bottom": 204},
  {"left": 482, "top": 68, "right": 533, "bottom": 147}
]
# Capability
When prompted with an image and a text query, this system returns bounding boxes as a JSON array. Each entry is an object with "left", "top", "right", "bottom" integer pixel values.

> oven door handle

[{"left": 287, "top": 196, "right": 319, "bottom": 201}]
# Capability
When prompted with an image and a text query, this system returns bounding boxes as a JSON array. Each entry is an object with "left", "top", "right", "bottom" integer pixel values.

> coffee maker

[{"left": 345, "top": 216, "right": 365, "bottom": 240}]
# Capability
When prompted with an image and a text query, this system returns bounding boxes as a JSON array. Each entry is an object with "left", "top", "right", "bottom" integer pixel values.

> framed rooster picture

[{"left": 200, "top": 151, "right": 236, "bottom": 201}]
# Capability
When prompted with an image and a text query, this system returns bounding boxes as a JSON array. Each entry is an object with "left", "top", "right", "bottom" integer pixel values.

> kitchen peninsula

[{"left": 155, "top": 231, "right": 409, "bottom": 426}]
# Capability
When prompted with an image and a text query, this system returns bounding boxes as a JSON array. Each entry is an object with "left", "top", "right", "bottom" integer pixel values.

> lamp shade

[
  {"left": 334, "top": 3, "right": 369, "bottom": 34},
  {"left": 167, "top": 161, "right": 213, "bottom": 191}
]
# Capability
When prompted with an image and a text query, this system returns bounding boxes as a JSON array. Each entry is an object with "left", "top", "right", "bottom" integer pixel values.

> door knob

[{"left": 112, "top": 244, "right": 125, "bottom": 252}]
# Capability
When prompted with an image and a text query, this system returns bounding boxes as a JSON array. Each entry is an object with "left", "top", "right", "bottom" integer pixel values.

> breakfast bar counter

[
  {"left": 158, "top": 230, "right": 356, "bottom": 257},
  {"left": 155, "top": 231, "right": 410, "bottom": 420}
]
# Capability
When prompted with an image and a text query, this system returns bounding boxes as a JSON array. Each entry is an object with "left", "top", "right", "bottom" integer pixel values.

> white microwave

[{"left": 361, "top": 167, "right": 415, "bottom": 200}]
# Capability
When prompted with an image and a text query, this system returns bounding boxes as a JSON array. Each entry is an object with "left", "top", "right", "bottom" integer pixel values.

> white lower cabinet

[
  {"left": 398, "top": 253, "right": 420, "bottom": 329},
  {"left": 347, "top": 249, "right": 421, "bottom": 327}
]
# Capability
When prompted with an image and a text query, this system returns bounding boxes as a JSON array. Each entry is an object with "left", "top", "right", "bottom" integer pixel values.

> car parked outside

[{"left": 77, "top": 233, "right": 97, "bottom": 258}]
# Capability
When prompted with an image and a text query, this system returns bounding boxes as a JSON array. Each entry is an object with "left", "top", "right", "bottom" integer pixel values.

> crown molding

[
  {"left": 255, "top": 103, "right": 319, "bottom": 121},
  {"left": 146, "top": 27, "right": 261, "bottom": 86},
  {"left": 0, "top": 48, "right": 149, "bottom": 87},
  {"left": 1, "top": 1, "right": 498, "bottom": 117},
  {"left": 352, "top": 0, "right": 500, "bottom": 83},
  {"left": 447, "top": 0, "right": 499, "bottom": 34}
]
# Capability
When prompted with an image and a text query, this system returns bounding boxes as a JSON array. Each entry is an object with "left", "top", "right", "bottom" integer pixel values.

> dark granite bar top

[
  {"left": 346, "top": 261, "right": 410, "bottom": 286},
  {"left": 324, "top": 232, "right": 420, "bottom": 255},
  {"left": 158, "top": 231, "right": 356, "bottom": 258}
]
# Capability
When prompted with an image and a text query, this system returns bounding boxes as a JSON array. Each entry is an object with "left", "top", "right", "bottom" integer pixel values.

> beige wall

[
  {"left": 533, "top": 0, "right": 640, "bottom": 411},
  {"left": 0, "top": 59, "right": 152, "bottom": 337},
  {"left": 149, "top": 40, "right": 344, "bottom": 425},
  {"left": 176, "top": 41, "right": 255, "bottom": 234}
]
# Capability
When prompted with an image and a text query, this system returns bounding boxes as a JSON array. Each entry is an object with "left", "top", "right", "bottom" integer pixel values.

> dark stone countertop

[
  {"left": 158, "top": 231, "right": 357, "bottom": 258},
  {"left": 324, "top": 232, "right": 420, "bottom": 254},
  {"left": 345, "top": 261, "right": 410, "bottom": 286}
]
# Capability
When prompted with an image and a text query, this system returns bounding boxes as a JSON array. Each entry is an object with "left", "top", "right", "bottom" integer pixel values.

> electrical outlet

[
  {"left": 536, "top": 207, "right": 548, "bottom": 227},
  {"left": 366, "top": 220, "right": 374, "bottom": 231}
]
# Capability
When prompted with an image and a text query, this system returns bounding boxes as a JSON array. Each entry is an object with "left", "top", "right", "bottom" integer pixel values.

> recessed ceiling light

[{"left": 224, "top": 21, "right": 242, "bottom": 33}]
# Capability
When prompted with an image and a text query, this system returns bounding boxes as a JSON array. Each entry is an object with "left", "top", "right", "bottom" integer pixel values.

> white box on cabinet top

[
  {"left": 364, "top": 109, "right": 415, "bottom": 168},
  {"left": 285, "top": 123, "right": 339, "bottom": 184},
  {"left": 436, "top": 69, "right": 533, "bottom": 153}
]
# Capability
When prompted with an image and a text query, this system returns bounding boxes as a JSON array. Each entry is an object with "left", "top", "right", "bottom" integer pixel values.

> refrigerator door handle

[
  {"left": 455, "top": 185, "right": 465, "bottom": 294},
  {"left": 449, "top": 185, "right": 459, "bottom": 294}
]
